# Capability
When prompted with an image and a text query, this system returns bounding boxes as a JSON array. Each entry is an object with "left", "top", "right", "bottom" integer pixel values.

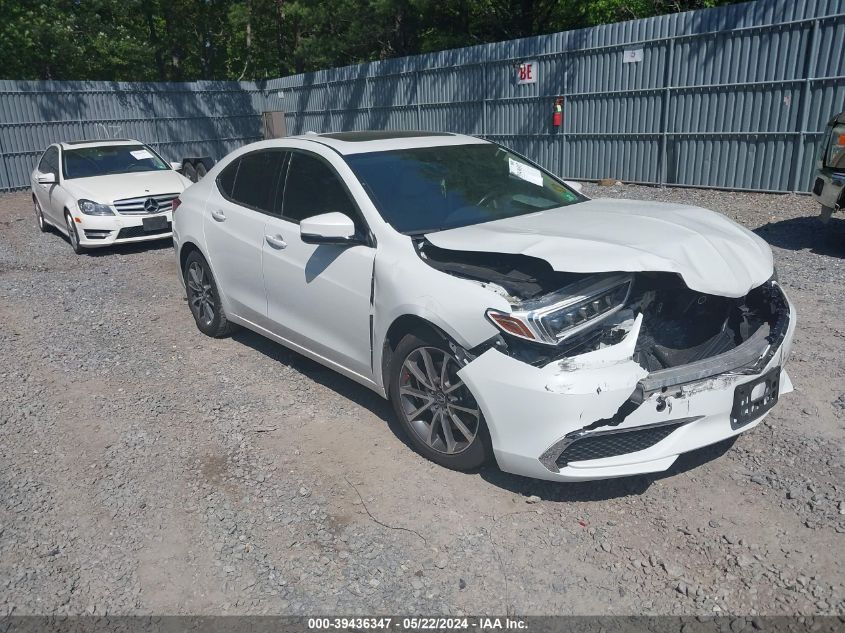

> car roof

[
  {"left": 288, "top": 130, "right": 489, "bottom": 155},
  {"left": 58, "top": 139, "right": 143, "bottom": 150}
]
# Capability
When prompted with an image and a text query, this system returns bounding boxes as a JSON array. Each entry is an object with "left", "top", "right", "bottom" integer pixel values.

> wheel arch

[
  {"left": 178, "top": 240, "right": 204, "bottom": 272},
  {"left": 380, "top": 313, "right": 464, "bottom": 393}
]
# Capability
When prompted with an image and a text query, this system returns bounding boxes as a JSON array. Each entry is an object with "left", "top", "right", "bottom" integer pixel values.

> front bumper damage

[{"left": 457, "top": 283, "right": 795, "bottom": 482}]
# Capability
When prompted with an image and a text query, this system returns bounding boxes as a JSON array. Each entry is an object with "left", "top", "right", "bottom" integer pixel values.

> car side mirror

[
  {"left": 300, "top": 212, "right": 359, "bottom": 245},
  {"left": 564, "top": 180, "right": 583, "bottom": 193},
  {"left": 37, "top": 172, "right": 57, "bottom": 185},
  {"left": 170, "top": 161, "right": 183, "bottom": 172}
]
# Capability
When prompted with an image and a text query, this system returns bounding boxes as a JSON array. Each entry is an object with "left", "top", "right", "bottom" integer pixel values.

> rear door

[
  {"left": 261, "top": 150, "right": 376, "bottom": 378},
  {"left": 203, "top": 150, "right": 286, "bottom": 323}
]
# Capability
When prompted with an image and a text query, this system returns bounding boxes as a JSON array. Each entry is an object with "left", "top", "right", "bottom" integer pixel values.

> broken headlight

[{"left": 487, "top": 273, "right": 633, "bottom": 346}]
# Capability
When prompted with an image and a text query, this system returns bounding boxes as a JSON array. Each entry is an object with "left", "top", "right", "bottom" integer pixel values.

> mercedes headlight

[
  {"left": 78, "top": 199, "right": 114, "bottom": 216},
  {"left": 487, "top": 273, "right": 633, "bottom": 345}
]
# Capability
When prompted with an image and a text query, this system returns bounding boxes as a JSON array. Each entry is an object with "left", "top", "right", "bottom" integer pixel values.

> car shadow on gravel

[
  {"left": 478, "top": 437, "right": 737, "bottom": 501},
  {"left": 754, "top": 215, "right": 845, "bottom": 257},
  {"left": 230, "top": 328, "right": 415, "bottom": 450},
  {"left": 230, "top": 328, "right": 740, "bottom": 498}
]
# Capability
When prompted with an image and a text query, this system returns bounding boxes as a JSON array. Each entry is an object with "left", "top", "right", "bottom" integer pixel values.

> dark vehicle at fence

[{"left": 812, "top": 111, "right": 845, "bottom": 223}]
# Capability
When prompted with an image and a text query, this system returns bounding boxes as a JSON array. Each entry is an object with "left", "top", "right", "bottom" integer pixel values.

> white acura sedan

[
  {"left": 31, "top": 139, "right": 191, "bottom": 253},
  {"left": 172, "top": 131, "right": 795, "bottom": 482}
]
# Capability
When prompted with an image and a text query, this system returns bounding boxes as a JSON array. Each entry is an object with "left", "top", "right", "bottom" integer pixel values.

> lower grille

[
  {"left": 555, "top": 421, "right": 686, "bottom": 468},
  {"left": 116, "top": 223, "right": 172, "bottom": 240}
]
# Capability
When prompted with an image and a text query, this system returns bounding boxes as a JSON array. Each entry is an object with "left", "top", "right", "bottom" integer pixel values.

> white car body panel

[
  {"left": 261, "top": 213, "right": 376, "bottom": 377},
  {"left": 61, "top": 170, "right": 187, "bottom": 204},
  {"left": 30, "top": 140, "right": 190, "bottom": 248},
  {"left": 426, "top": 198, "right": 774, "bottom": 299},
  {"left": 204, "top": 194, "right": 268, "bottom": 323},
  {"left": 171, "top": 132, "right": 796, "bottom": 482}
]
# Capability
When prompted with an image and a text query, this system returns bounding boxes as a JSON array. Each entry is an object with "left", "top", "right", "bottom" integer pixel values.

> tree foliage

[{"left": 0, "top": 0, "right": 740, "bottom": 81}]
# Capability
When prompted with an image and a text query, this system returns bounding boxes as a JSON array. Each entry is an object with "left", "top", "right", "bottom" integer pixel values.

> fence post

[
  {"left": 659, "top": 39, "right": 675, "bottom": 187},
  {"left": 365, "top": 76, "right": 372, "bottom": 130},
  {"left": 0, "top": 128, "right": 11, "bottom": 193},
  {"left": 415, "top": 71, "right": 422, "bottom": 129},
  {"left": 790, "top": 19, "right": 819, "bottom": 193},
  {"left": 482, "top": 61, "right": 488, "bottom": 138},
  {"left": 561, "top": 63, "right": 568, "bottom": 179}
]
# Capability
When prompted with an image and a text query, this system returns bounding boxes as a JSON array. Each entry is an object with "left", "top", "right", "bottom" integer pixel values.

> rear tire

[
  {"left": 195, "top": 163, "right": 208, "bottom": 180},
  {"left": 183, "top": 250, "right": 235, "bottom": 337},
  {"left": 183, "top": 161, "right": 197, "bottom": 183},
  {"left": 389, "top": 332, "right": 492, "bottom": 471}
]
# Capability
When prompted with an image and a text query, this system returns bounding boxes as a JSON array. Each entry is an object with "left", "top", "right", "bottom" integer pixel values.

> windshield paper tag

[
  {"left": 130, "top": 149, "right": 154, "bottom": 160},
  {"left": 508, "top": 158, "right": 543, "bottom": 187}
]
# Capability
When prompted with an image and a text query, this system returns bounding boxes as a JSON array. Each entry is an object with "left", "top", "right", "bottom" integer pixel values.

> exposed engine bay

[{"left": 417, "top": 239, "right": 787, "bottom": 372}]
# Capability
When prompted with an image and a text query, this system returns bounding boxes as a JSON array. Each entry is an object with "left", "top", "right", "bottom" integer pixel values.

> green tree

[{"left": 0, "top": 0, "right": 742, "bottom": 81}]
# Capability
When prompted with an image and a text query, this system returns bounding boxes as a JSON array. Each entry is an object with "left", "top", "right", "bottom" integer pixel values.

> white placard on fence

[
  {"left": 516, "top": 61, "right": 538, "bottom": 84},
  {"left": 623, "top": 49, "right": 644, "bottom": 63}
]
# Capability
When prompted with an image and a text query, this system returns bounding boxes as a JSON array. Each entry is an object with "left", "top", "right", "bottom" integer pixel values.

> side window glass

[
  {"left": 229, "top": 151, "right": 283, "bottom": 213},
  {"left": 217, "top": 159, "right": 239, "bottom": 198},
  {"left": 39, "top": 147, "right": 58, "bottom": 174},
  {"left": 282, "top": 153, "right": 358, "bottom": 224}
]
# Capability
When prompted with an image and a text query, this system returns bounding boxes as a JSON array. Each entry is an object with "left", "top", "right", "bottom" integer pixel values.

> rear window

[
  {"left": 62, "top": 144, "right": 169, "bottom": 179},
  {"left": 216, "top": 150, "right": 286, "bottom": 215}
]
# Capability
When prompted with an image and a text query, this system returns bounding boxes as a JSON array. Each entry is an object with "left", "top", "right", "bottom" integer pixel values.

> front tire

[
  {"left": 64, "top": 212, "right": 84, "bottom": 254},
  {"left": 183, "top": 250, "right": 235, "bottom": 337},
  {"left": 389, "top": 333, "right": 492, "bottom": 471},
  {"left": 34, "top": 198, "right": 48, "bottom": 233}
]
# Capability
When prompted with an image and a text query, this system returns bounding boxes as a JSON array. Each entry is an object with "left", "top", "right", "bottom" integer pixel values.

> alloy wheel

[
  {"left": 65, "top": 215, "right": 78, "bottom": 249},
  {"left": 186, "top": 261, "right": 216, "bottom": 326},
  {"left": 398, "top": 346, "right": 480, "bottom": 455},
  {"left": 35, "top": 200, "right": 44, "bottom": 230}
]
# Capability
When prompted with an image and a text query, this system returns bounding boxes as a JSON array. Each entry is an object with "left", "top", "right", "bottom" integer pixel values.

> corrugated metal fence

[
  {"left": 274, "top": 0, "right": 845, "bottom": 192},
  {"left": 0, "top": 80, "right": 271, "bottom": 191},
  {"left": 0, "top": 0, "right": 842, "bottom": 193}
]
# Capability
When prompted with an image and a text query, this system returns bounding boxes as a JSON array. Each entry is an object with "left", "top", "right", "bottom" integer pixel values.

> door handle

[
  {"left": 265, "top": 234, "right": 287, "bottom": 249},
  {"left": 211, "top": 209, "right": 227, "bottom": 222}
]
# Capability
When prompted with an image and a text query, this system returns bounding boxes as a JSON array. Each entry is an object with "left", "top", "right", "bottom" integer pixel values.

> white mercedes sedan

[
  {"left": 31, "top": 139, "right": 191, "bottom": 253},
  {"left": 172, "top": 131, "right": 795, "bottom": 482}
]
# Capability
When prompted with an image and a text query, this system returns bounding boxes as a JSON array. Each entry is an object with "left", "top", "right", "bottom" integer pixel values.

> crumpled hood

[
  {"left": 63, "top": 170, "right": 190, "bottom": 204},
  {"left": 425, "top": 198, "right": 773, "bottom": 298}
]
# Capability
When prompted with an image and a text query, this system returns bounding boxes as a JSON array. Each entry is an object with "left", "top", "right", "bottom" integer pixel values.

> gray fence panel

[
  {"left": 0, "top": 80, "right": 270, "bottom": 191},
  {"left": 277, "top": 0, "right": 844, "bottom": 193}
]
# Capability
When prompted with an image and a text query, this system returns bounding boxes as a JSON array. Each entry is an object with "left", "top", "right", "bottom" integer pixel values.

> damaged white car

[{"left": 172, "top": 131, "right": 795, "bottom": 482}]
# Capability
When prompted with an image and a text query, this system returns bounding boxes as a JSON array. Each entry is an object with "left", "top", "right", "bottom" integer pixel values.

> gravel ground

[{"left": 1, "top": 184, "right": 844, "bottom": 617}]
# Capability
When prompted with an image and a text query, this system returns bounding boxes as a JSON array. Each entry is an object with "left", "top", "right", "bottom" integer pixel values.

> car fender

[{"left": 371, "top": 236, "right": 509, "bottom": 391}]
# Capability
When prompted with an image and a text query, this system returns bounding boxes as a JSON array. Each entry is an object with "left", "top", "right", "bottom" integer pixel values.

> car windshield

[
  {"left": 344, "top": 144, "right": 584, "bottom": 234},
  {"left": 62, "top": 144, "right": 170, "bottom": 179}
]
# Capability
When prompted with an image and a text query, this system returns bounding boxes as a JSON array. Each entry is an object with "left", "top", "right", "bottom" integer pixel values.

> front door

[{"left": 262, "top": 151, "right": 376, "bottom": 378}]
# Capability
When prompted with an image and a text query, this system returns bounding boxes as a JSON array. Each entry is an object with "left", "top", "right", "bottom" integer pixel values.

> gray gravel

[{"left": 1, "top": 184, "right": 844, "bottom": 616}]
